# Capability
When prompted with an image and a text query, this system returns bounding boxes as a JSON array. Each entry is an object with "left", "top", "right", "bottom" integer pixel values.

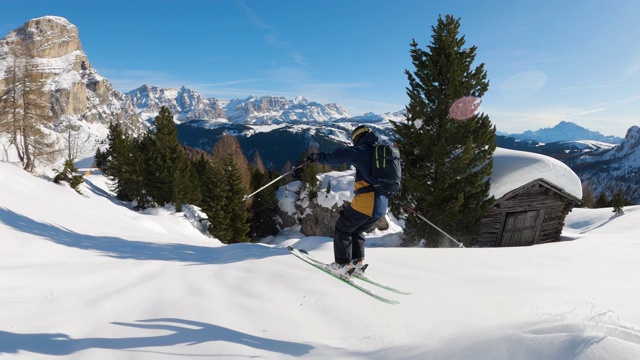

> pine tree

[
  {"left": 249, "top": 167, "right": 280, "bottom": 240},
  {"left": 53, "top": 159, "right": 83, "bottom": 194},
  {"left": 145, "top": 106, "right": 196, "bottom": 211},
  {"left": 611, "top": 190, "right": 625, "bottom": 214},
  {"left": 105, "top": 122, "right": 136, "bottom": 201},
  {"left": 595, "top": 192, "right": 610, "bottom": 208},
  {"left": 392, "top": 15, "right": 496, "bottom": 247},
  {"left": 222, "top": 154, "right": 250, "bottom": 243},
  {"left": 300, "top": 149, "right": 320, "bottom": 201},
  {"left": 197, "top": 157, "right": 232, "bottom": 241},
  {"left": 94, "top": 148, "right": 108, "bottom": 171}
]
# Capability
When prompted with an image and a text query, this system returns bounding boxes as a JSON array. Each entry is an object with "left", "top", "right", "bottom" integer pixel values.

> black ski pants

[{"left": 333, "top": 204, "right": 380, "bottom": 265}]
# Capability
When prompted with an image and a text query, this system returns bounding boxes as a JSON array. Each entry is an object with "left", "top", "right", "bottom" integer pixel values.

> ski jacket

[{"left": 314, "top": 131, "right": 388, "bottom": 217}]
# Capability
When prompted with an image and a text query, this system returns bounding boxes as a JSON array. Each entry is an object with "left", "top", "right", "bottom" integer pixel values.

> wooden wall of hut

[{"left": 477, "top": 179, "right": 581, "bottom": 247}]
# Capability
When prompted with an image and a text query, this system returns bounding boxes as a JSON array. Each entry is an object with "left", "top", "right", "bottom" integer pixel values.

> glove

[{"left": 306, "top": 153, "right": 318, "bottom": 163}]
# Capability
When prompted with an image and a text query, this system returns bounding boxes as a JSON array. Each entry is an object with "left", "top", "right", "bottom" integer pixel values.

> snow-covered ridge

[
  {"left": 126, "top": 85, "right": 363, "bottom": 125},
  {"left": 506, "top": 120, "right": 623, "bottom": 144}
]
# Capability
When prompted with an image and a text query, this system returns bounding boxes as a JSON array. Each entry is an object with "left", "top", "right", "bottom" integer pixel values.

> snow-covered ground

[{"left": 1, "top": 161, "right": 639, "bottom": 359}]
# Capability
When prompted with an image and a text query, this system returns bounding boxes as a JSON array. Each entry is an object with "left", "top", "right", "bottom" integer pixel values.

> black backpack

[{"left": 369, "top": 143, "right": 402, "bottom": 195}]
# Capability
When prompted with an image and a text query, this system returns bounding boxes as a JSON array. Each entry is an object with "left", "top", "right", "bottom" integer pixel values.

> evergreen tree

[
  {"left": 392, "top": 15, "right": 496, "bottom": 247},
  {"left": 171, "top": 150, "right": 201, "bottom": 212},
  {"left": 94, "top": 148, "right": 108, "bottom": 171},
  {"left": 249, "top": 167, "right": 280, "bottom": 240},
  {"left": 611, "top": 190, "right": 625, "bottom": 214},
  {"left": 105, "top": 122, "right": 136, "bottom": 201},
  {"left": 595, "top": 192, "right": 610, "bottom": 208},
  {"left": 222, "top": 154, "right": 250, "bottom": 243},
  {"left": 53, "top": 159, "right": 83, "bottom": 194},
  {"left": 197, "top": 157, "right": 232, "bottom": 241},
  {"left": 145, "top": 106, "right": 196, "bottom": 211},
  {"left": 300, "top": 149, "right": 320, "bottom": 201}
]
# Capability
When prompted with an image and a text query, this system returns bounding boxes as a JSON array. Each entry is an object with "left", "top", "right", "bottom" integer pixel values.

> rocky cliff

[
  {"left": 569, "top": 126, "right": 640, "bottom": 202},
  {"left": 0, "top": 16, "right": 142, "bottom": 134}
]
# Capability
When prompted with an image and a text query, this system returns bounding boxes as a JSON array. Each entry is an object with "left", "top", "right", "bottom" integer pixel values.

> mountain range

[
  {"left": 500, "top": 121, "right": 623, "bottom": 144},
  {"left": 1, "top": 16, "right": 639, "bottom": 202}
]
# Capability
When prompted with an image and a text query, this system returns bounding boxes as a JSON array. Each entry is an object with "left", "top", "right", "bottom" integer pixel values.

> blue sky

[{"left": 2, "top": 0, "right": 639, "bottom": 137}]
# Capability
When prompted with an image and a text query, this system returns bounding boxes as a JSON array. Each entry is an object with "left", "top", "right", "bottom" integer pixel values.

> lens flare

[{"left": 449, "top": 96, "right": 481, "bottom": 120}]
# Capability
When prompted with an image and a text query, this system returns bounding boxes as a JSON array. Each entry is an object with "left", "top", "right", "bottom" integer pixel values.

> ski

[
  {"left": 287, "top": 246, "right": 399, "bottom": 305},
  {"left": 352, "top": 273, "right": 412, "bottom": 295},
  {"left": 294, "top": 248, "right": 411, "bottom": 295}
]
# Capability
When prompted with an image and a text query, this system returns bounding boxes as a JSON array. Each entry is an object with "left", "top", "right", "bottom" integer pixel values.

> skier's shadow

[
  {"left": 0, "top": 208, "right": 285, "bottom": 264},
  {"left": 0, "top": 318, "right": 313, "bottom": 356}
]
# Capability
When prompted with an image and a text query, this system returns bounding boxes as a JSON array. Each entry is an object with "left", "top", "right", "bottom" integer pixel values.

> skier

[{"left": 307, "top": 125, "right": 388, "bottom": 277}]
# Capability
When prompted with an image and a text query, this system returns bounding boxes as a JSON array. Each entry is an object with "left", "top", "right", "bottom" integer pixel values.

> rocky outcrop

[
  {"left": 127, "top": 84, "right": 227, "bottom": 123},
  {"left": 280, "top": 183, "right": 390, "bottom": 238},
  {"left": 300, "top": 203, "right": 341, "bottom": 237},
  {"left": 570, "top": 126, "right": 640, "bottom": 202},
  {"left": 0, "top": 16, "right": 141, "bottom": 130}
]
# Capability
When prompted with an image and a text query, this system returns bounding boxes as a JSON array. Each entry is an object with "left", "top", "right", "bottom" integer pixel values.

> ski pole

[
  {"left": 392, "top": 198, "right": 465, "bottom": 248},
  {"left": 243, "top": 160, "right": 310, "bottom": 201}
]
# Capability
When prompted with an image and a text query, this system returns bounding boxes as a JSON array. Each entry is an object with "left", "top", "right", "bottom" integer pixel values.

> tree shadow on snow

[
  {"left": 0, "top": 207, "right": 286, "bottom": 265},
  {"left": 0, "top": 318, "right": 313, "bottom": 356}
]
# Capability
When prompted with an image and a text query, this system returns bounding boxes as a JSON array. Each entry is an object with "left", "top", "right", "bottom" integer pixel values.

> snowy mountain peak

[
  {"left": 507, "top": 121, "right": 623, "bottom": 144},
  {"left": 0, "top": 16, "right": 143, "bottom": 157},
  {"left": 126, "top": 87, "right": 352, "bottom": 125},
  {"left": 292, "top": 95, "right": 307, "bottom": 104}
]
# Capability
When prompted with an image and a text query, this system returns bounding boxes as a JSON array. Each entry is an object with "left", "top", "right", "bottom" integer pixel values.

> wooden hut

[{"left": 477, "top": 178, "right": 582, "bottom": 247}]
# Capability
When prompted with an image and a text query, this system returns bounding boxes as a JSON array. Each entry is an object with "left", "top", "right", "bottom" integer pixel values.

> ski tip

[
  {"left": 299, "top": 249, "right": 309, "bottom": 255},
  {"left": 287, "top": 246, "right": 294, "bottom": 251}
]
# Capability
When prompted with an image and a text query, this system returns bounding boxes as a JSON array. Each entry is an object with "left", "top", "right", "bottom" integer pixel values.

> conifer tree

[
  {"left": 222, "top": 154, "right": 250, "bottom": 243},
  {"left": 393, "top": 15, "right": 496, "bottom": 247},
  {"left": 249, "top": 167, "right": 280, "bottom": 240},
  {"left": 595, "top": 193, "right": 609, "bottom": 208},
  {"left": 252, "top": 150, "right": 266, "bottom": 173},
  {"left": 197, "top": 157, "right": 232, "bottom": 241},
  {"left": 211, "top": 133, "right": 252, "bottom": 194},
  {"left": 105, "top": 122, "right": 136, "bottom": 201},
  {"left": 145, "top": 106, "right": 196, "bottom": 211},
  {"left": 94, "top": 148, "right": 108, "bottom": 171},
  {"left": 300, "top": 149, "right": 320, "bottom": 201},
  {"left": 611, "top": 190, "right": 625, "bottom": 214},
  {"left": 53, "top": 159, "right": 83, "bottom": 194}
]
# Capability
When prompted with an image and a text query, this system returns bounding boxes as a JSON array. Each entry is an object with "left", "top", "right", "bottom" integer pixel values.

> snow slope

[{"left": 1, "top": 161, "right": 640, "bottom": 359}]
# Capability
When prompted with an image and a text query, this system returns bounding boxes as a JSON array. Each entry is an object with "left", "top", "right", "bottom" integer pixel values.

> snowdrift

[{"left": 1, "top": 161, "right": 640, "bottom": 359}]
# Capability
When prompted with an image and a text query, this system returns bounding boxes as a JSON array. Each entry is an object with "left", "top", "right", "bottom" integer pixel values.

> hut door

[{"left": 500, "top": 210, "right": 545, "bottom": 246}]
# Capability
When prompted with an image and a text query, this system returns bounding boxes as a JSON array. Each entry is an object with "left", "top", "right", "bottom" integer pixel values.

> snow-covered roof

[{"left": 490, "top": 147, "right": 582, "bottom": 200}]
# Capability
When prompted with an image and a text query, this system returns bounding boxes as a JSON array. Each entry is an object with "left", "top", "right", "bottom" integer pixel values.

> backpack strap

[
  {"left": 354, "top": 185, "right": 375, "bottom": 195},
  {"left": 355, "top": 143, "right": 376, "bottom": 195}
]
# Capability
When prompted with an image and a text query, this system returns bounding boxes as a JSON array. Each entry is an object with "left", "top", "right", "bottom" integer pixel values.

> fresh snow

[
  {"left": 1, "top": 147, "right": 639, "bottom": 358},
  {"left": 490, "top": 147, "right": 582, "bottom": 199}
]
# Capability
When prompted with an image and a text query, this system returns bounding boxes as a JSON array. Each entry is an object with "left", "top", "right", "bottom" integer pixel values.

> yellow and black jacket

[{"left": 314, "top": 132, "right": 389, "bottom": 218}]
